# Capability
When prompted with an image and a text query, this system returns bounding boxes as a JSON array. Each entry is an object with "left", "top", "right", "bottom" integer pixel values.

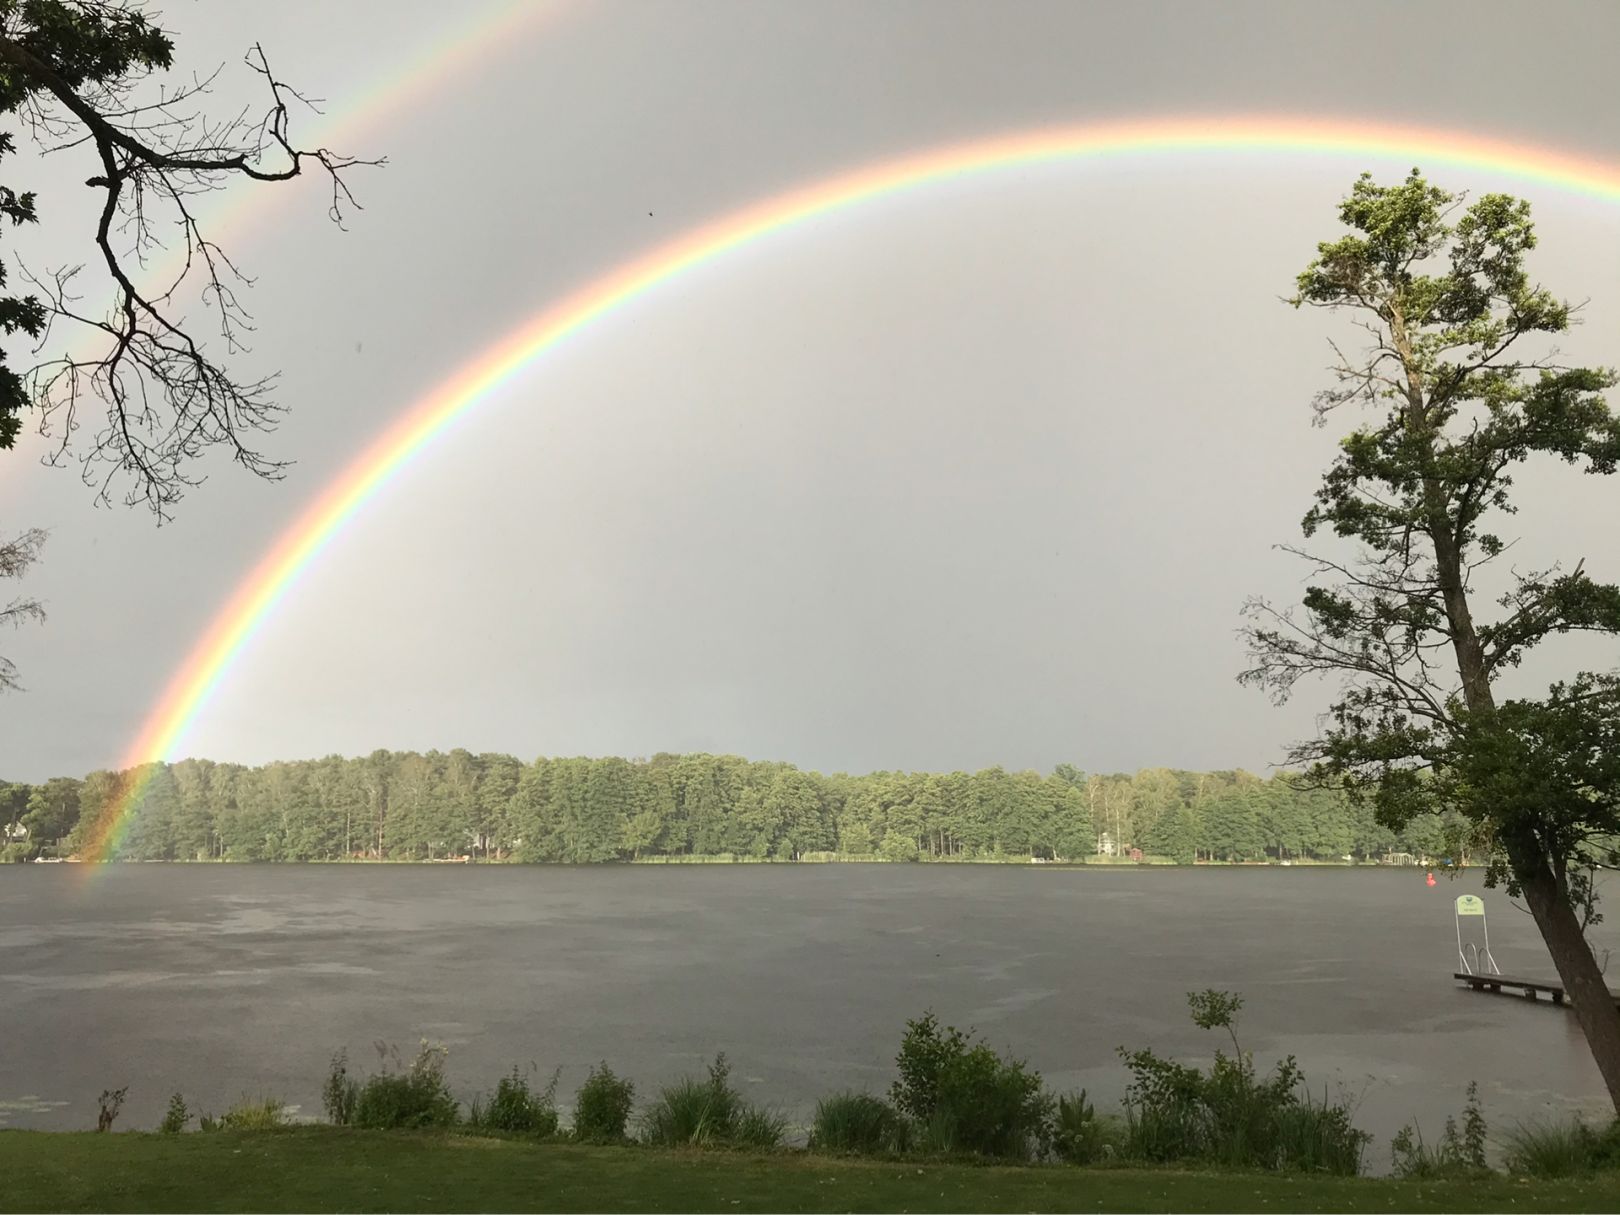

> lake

[{"left": 2, "top": 864, "right": 1614, "bottom": 1160}]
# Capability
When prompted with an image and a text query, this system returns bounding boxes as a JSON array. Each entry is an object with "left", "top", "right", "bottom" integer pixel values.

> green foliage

[
  {"left": 1049, "top": 1090, "right": 1115, "bottom": 1164},
  {"left": 470, "top": 1066, "right": 559, "bottom": 1136},
  {"left": 207, "top": 1098, "right": 287, "bottom": 1131},
  {"left": 321, "top": 1050, "right": 359, "bottom": 1127},
  {"left": 1119, "top": 991, "right": 1368, "bottom": 1174},
  {"left": 889, "top": 1012, "right": 1052, "bottom": 1159},
  {"left": 28, "top": 748, "right": 1458, "bottom": 867},
  {"left": 732, "top": 1105, "right": 789, "bottom": 1149},
  {"left": 809, "top": 1092, "right": 907, "bottom": 1155},
  {"left": 158, "top": 1093, "right": 189, "bottom": 1134},
  {"left": 573, "top": 1063, "right": 635, "bottom": 1142},
  {"left": 639, "top": 1053, "right": 780, "bottom": 1148},
  {"left": 1388, "top": 1082, "right": 1491, "bottom": 1178},
  {"left": 1502, "top": 1116, "right": 1620, "bottom": 1177},
  {"left": 350, "top": 1042, "right": 459, "bottom": 1130}
]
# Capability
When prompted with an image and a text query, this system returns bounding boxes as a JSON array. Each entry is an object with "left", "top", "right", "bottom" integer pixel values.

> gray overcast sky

[{"left": 2, "top": 0, "right": 1619, "bottom": 783}]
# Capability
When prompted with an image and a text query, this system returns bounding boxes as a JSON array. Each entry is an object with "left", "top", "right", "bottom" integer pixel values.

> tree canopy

[{"left": 1, "top": 748, "right": 1465, "bottom": 869}]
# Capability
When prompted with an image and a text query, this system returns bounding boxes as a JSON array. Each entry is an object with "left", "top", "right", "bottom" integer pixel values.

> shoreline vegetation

[
  {"left": 23, "top": 853, "right": 1445, "bottom": 867},
  {"left": 3, "top": 750, "right": 1474, "bottom": 867},
  {"left": 8, "top": 994, "right": 1617, "bottom": 1213}
]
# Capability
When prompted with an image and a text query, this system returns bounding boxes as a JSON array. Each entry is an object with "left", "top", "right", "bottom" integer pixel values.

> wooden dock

[{"left": 1455, "top": 972, "right": 1620, "bottom": 1008}]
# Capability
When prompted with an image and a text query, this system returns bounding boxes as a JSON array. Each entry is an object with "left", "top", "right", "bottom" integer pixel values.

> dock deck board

[{"left": 1454, "top": 972, "right": 1620, "bottom": 1007}]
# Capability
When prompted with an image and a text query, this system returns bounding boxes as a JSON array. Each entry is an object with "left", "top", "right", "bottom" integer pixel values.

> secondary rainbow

[{"left": 79, "top": 114, "right": 1620, "bottom": 862}]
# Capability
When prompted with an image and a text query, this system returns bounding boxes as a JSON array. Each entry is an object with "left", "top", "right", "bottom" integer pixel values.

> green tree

[
  {"left": 1243, "top": 170, "right": 1620, "bottom": 1109},
  {"left": 21, "top": 775, "right": 79, "bottom": 851}
]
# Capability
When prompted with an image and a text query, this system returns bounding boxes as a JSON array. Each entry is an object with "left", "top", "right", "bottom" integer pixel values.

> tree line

[{"left": 0, "top": 751, "right": 1470, "bottom": 865}]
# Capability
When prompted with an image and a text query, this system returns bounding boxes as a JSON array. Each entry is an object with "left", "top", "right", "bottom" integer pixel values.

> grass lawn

[{"left": 4, "top": 1129, "right": 1619, "bottom": 1213}]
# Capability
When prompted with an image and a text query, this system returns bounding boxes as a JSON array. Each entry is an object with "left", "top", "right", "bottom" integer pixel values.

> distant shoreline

[{"left": 21, "top": 854, "right": 1458, "bottom": 869}]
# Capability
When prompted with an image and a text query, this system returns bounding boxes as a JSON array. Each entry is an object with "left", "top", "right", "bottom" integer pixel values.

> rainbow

[{"left": 80, "top": 114, "right": 1620, "bottom": 861}]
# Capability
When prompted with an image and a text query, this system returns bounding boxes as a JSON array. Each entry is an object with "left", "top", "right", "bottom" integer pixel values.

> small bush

[
  {"left": 471, "top": 1066, "right": 560, "bottom": 1136},
  {"left": 890, "top": 1011, "right": 1052, "bottom": 1159},
  {"left": 323, "top": 1049, "right": 360, "bottom": 1126},
  {"left": 810, "top": 1091, "right": 905, "bottom": 1155},
  {"left": 210, "top": 1097, "right": 288, "bottom": 1131},
  {"left": 1391, "top": 1081, "right": 1490, "bottom": 1178},
  {"left": 159, "top": 1093, "right": 190, "bottom": 1134},
  {"left": 1503, "top": 1115, "right": 1620, "bottom": 1177},
  {"left": 574, "top": 1063, "right": 635, "bottom": 1142},
  {"left": 1050, "top": 1089, "right": 1113, "bottom": 1164},
  {"left": 351, "top": 1041, "right": 459, "bottom": 1130}
]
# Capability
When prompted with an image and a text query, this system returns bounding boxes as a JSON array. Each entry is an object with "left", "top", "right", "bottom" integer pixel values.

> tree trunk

[{"left": 1506, "top": 830, "right": 1620, "bottom": 1111}]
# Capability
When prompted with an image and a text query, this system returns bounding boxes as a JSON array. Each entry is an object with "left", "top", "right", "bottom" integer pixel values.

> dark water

[{"left": 2, "top": 864, "right": 1614, "bottom": 1159}]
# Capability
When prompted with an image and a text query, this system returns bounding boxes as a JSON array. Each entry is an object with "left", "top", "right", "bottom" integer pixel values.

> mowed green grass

[{"left": 4, "top": 1129, "right": 1619, "bottom": 1213}]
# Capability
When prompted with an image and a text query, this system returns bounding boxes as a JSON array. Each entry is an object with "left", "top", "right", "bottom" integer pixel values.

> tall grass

[
  {"left": 809, "top": 1092, "right": 906, "bottom": 1155},
  {"left": 640, "top": 1054, "right": 784, "bottom": 1148},
  {"left": 1503, "top": 1116, "right": 1620, "bottom": 1177},
  {"left": 1390, "top": 1082, "right": 1490, "bottom": 1177}
]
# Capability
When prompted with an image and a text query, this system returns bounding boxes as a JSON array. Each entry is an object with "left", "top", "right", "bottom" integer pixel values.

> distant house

[
  {"left": 1382, "top": 851, "right": 1417, "bottom": 866},
  {"left": 1127, "top": 847, "right": 1144, "bottom": 862},
  {"left": 1096, "top": 831, "right": 1116, "bottom": 858}
]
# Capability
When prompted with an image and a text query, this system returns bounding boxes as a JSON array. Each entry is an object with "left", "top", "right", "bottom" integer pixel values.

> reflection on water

[{"left": 1, "top": 864, "right": 1613, "bottom": 1161}]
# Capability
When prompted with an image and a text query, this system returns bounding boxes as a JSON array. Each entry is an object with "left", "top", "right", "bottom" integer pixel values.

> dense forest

[{"left": 0, "top": 751, "right": 1473, "bottom": 865}]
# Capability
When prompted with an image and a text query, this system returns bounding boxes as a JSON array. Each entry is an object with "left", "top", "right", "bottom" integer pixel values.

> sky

[{"left": 2, "top": 0, "right": 1619, "bottom": 784}]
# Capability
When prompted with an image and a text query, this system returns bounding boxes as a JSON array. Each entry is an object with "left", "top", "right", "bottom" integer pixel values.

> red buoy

[{"left": 1426, "top": 871, "right": 1437, "bottom": 887}]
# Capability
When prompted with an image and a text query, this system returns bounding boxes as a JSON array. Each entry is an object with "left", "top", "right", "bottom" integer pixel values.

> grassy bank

[{"left": 4, "top": 1129, "right": 1617, "bottom": 1214}]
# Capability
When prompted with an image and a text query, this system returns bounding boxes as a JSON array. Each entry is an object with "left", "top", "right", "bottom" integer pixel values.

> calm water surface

[{"left": 2, "top": 865, "right": 1614, "bottom": 1157}]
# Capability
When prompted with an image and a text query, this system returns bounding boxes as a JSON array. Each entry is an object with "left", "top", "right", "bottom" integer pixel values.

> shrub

[
  {"left": 1119, "top": 990, "right": 1369, "bottom": 1174},
  {"left": 574, "top": 1063, "right": 635, "bottom": 1142},
  {"left": 890, "top": 1011, "right": 1052, "bottom": 1159},
  {"left": 1503, "top": 1116, "right": 1620, "bottom": 1177},
  {"left": 95, "top": 1086, "right": 127, "bottom": 1132},
  {"left": 159, "top": 1092, "right": 190, "bottom": 1134},
  {"left": 1390, "top": 1081, "right": 1490, "bottom": 1178},
  {"left": 209, "top": 1097, "right": 288, "bottom": 1131},
  {"left": 322, "top": 1049, "right": 360, "bottom": 1126},
  {"left": 351, "top": 1041, "right": 459, "bottom": 1130},
  {"left": 810, "top": 1091, "right": 905, "bottom": 1155},
  {"left": 470, "top": 1066, "right": 560, "bottom": 1136},
  {"left": 1049, "top": 1089, "right": 1112, "bottom": 1164}
]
